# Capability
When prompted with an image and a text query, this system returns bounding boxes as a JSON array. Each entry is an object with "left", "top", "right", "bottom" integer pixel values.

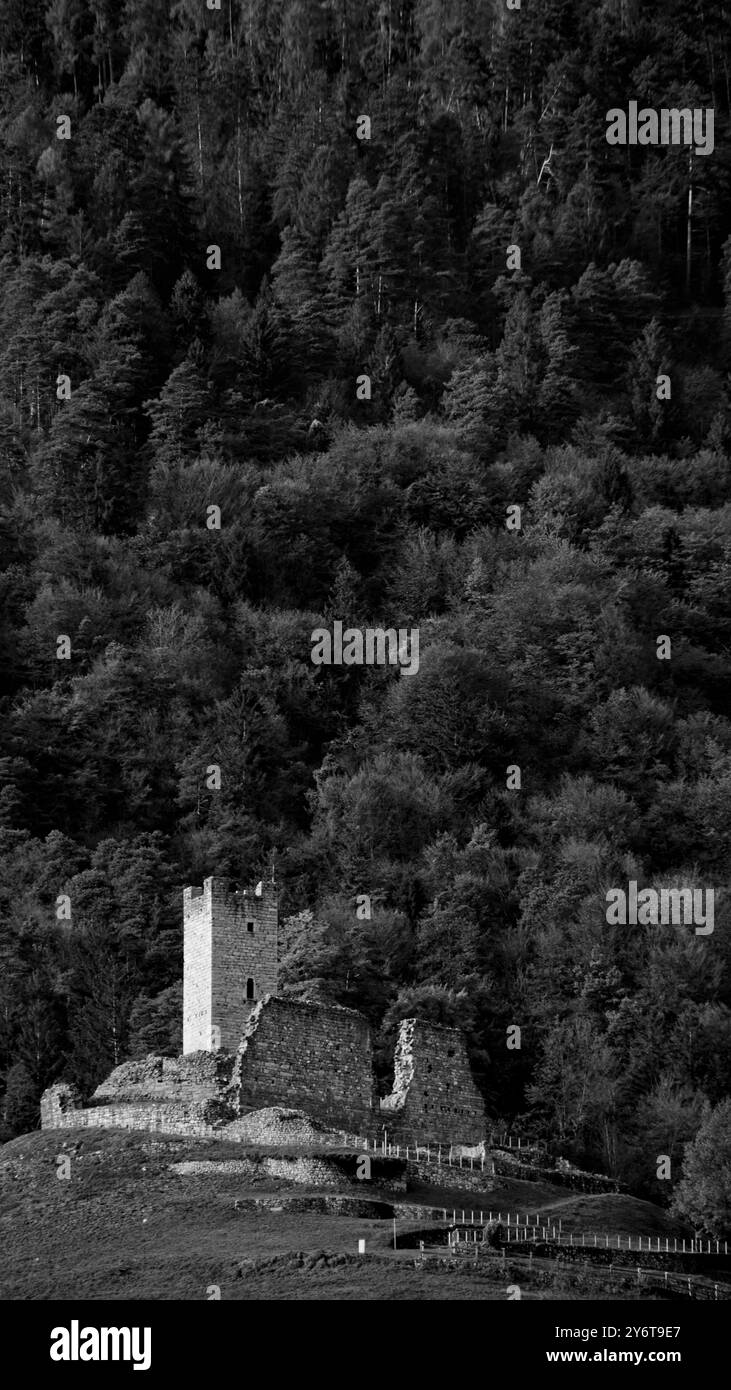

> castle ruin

[{"left": 42, "top": 875, "right": 487, "bottom": 1144}]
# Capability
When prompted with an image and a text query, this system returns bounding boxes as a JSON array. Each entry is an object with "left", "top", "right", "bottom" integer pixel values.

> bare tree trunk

[
  {"left": 196, "top": 79, "right": 204, "bottom": 189},
  {"left": 686, "top": 150, "right": 694, "bottom": 297},
  {"left": 236, "top": 104, "right": 244, "bottom": 238}
]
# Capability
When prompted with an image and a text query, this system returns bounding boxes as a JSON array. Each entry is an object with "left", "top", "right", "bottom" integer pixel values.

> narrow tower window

[{"left": 246, "top": 977, "right": 255, "bottom": 1000}]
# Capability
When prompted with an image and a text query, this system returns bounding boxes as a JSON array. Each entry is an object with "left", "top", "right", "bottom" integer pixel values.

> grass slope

[{"left": 0, "top": 1129, "right": 696, "bottom": 1301}]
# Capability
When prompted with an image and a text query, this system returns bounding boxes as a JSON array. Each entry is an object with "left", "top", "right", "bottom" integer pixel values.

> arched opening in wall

[{"left": 246, "top": 978, "right": 255, "bottom": 1000}]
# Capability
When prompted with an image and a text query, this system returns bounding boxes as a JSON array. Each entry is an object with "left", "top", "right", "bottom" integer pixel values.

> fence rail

[
  {"left": 432, "top": 1240, "right": 731, "bottom": 1300},
  {"left": 443, "top": 1214, "right": 729, "bottom": 1258},
  {"left": 342, "top": 1133, "right": 495, "bottom": 1172},
  {"left": 342, "top": 1131, "right": 607, "bottom": 1184},
  {"left": 337, "top": 1131, "right": 728, "bottom": 1260}
]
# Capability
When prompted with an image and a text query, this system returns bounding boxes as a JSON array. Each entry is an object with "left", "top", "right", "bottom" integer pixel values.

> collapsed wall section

[
  {"left": 92, "top": 1052, "right": 234, "bottom": 1104},
  {"left": 229, "top": 996, "right": 376, "bottom": 1133},
  {"left": 381, "top": 1018, "right": 487, "bottom": 1144}
]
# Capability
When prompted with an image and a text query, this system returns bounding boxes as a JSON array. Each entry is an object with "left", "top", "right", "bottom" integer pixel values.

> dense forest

[{"left": 1, "top": 0, "right": 731, "bottom": 1228}]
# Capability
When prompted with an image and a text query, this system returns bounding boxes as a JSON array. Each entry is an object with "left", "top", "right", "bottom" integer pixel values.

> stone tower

[{"left": 183, "top": 875, "right": 278, "bottom": 1055}]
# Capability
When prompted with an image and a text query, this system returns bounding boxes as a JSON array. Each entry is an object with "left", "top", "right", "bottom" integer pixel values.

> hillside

[{"left": 0, "top": 1127, "right": 718, "bottom": 1302}]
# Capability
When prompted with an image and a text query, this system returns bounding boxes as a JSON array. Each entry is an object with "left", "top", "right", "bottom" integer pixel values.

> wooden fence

[
  {"left": 439, "top": 1239, "right": 731, "bottom": 1300},
  {"left": 440, "top": 1208, "right": 729, "bottom": 1257}
]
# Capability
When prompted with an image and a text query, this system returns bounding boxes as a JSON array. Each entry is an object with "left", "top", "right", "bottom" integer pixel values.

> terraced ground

[{"left": 0, "top": 1129, "right": 723, "bottom": 1301}]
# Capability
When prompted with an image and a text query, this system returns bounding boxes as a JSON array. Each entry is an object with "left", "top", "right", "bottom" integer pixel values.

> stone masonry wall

[
  {"left": 381, "top": 1019, "right": 487, "bottom": 1144},
  {"left": 230, "top": 996, "right": 376, "bottom": 1133},
  {"left": 92, "top": 1052, "right": 235, "bottom": 1104},
  {"left": 183, "top": 877, "right": 279, "bottom": 1054},
  {"left": 406, "top": 1158, "right": 497, "bottom": 1193},
  {"left": 40, "top": 1083, "right": 231, "bottom": 1138}
]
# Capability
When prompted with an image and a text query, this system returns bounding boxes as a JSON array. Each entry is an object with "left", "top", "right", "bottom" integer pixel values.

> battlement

[{"left": 183, "top": 875, "right": 278, "bottom": 906}]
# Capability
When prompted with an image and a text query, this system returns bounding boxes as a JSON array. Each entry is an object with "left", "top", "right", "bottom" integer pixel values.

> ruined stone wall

[
  {"left": 42, "top": 1008, "right": 487, "bottom": 1146},
  {"left": 40, "top": 1084, "right": 231, "bottom": 1138},
  {"left": 406, "top": 1159, "right": 497, "bottom": 1193},
  {"left": 172, "top": 1154, "right": 406, "bottom": 1192},
  {"left": 92, "top": 1053, "right": 235, "bottom": 1105},
  {"left": 230, "top": 996, "right": 376, "bottom": 1133},
  {"left": 183, "top": 877, "right": 279, "bottom": 1054},
  {"left": 381, "top": 1019, "right": 487, "bottom": 1144}
]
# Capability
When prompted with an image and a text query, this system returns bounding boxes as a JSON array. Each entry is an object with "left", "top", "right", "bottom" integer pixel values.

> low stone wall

[
  {"left": 491, "top": 1154, "right": 619, "bottom": 1193},
  {"left": 406, "top": 1158, "right": 497, "bottom": 1193},
  {"left": 40, "top": 1083, "right": 232, "bottom": 1138},
  {"left": 46, "top": 1102, "right": 217, "bottom": 1137},
  {"left": 235, "top": 1194, "right": 396, "bottom": 1218},
  {"left": 171, "top": 1153, "right": 407, "bottom": 1192}
]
